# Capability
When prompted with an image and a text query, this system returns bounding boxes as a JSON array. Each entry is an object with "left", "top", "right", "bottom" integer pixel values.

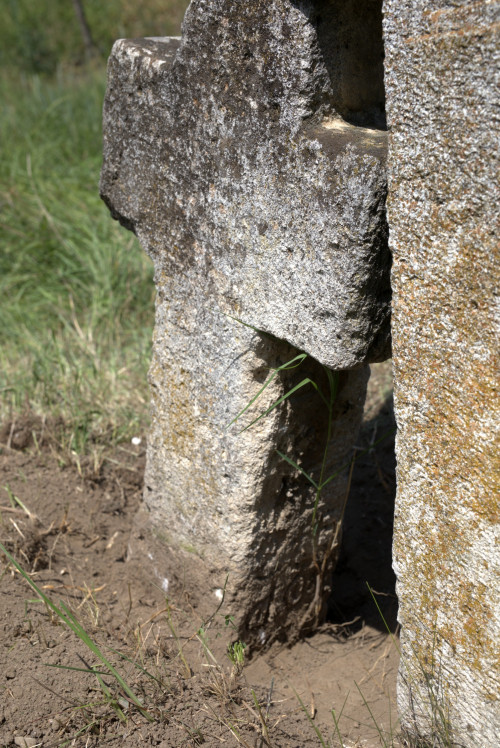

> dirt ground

[{"left": 0, "top": 363, "right": 399, "bottom": 748}]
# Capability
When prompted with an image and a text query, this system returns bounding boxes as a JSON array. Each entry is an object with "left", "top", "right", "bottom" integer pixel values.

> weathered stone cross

[{"left": 100, "top": 0, "right": 390, "bottom": 645}]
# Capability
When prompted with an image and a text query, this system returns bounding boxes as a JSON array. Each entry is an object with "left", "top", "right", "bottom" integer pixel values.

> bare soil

[{"left": 0, "top": 364, "right": 398, "bottom": 748}]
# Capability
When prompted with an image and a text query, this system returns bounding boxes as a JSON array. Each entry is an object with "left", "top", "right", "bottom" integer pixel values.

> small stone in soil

[{"left": 14, "top": 737, "right": 38, "bottom": 748}]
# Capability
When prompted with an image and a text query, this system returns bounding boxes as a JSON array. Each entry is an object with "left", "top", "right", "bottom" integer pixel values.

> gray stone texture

[
  {"left": 384, "top": 1, "right": 500, "bottom": 745},
  {"left": 100, "top": 2, "right": 391, "bottom": 369},
  {"left": 100, "top": 0, "right": 391, "bottom": 644}
]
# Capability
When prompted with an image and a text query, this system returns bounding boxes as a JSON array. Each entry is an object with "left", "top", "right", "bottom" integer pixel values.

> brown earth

[{"left": 0, "top": 363, "right": 399, "bottom": 748}]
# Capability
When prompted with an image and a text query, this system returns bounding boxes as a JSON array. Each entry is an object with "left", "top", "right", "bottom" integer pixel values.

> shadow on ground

[{"left": 328, "top": 366, "right": 397, "bottom": 634}]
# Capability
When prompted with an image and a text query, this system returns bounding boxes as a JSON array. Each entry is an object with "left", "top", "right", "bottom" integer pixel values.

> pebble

[{"left": 14, "top": 737, "right": 38, "bottom": 748}]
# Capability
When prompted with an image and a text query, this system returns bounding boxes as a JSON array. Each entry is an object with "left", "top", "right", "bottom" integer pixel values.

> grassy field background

[
  {"left": 1, "top": 1, "right": 190, "bottom": 461},
  {"left": 1, "top": 0, "right": 189, "bottom": 74}
]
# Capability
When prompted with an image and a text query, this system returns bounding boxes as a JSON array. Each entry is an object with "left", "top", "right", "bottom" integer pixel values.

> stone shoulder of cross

[{"left": 101, "top": 22, "right": 391, "bottom": 370}]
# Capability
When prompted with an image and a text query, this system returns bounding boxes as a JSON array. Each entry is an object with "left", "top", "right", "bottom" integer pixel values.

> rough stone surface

[
  {"left": 142, "top": 312, "right": 370, "bottom": 643},
  {"left": 384, "top": 1, "right": 500, "bottom": 745},
  {"left": 100, "top": 2, "right": 391, "bottom": 370},
  {"left": 100, "top": 0, "right": 391, "bottom": 644}
]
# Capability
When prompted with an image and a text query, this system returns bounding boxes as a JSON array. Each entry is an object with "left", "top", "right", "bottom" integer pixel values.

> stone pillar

[
  {"left": 384, "top": 1, "right": 499, "bottom": 744},
  {"left": 100, "top": 0, "right": 391, "bottom": 645}
]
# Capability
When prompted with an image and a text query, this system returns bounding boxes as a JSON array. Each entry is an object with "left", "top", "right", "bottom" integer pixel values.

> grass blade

[
  {"left": 367, "top": 584, "right": 401, "bottom": 658},
  {"left": 354, "top": 681, "right": 389, "bottom": 748},
  {"left": 330, "top": 691, "right": 350, "bottom": 747},
  {"left": 0, "top": 542, "right": 153, "bottom": 721},
  {"left": 227, "top": 353, "right": 307, "bottom": 429},
  {"left": 251, "top": 689, "right": 271, "bottom": 744},
  {"left": 325, "top": 366, "right": 339, "bottom": 404},
  {"left": 94, "top": 671, "right": 127, "bottom": 722},
  {"left": 318, "top": 427, "right": 396, "bottom": 492},
  {"left": 293, "top": 688, "right": 328, "bottom": 748},
  {"left": 240, "top": 377, "right": 315, "bottom": 433},
  {"left": 45, "top": 664, "right": 108, "bottom": 675},
  {"left": 275, "top": 450, "right": 318, "bottom": 489},
  {"left": 106, "top": 646, "right": 164, "bottom": 686}
]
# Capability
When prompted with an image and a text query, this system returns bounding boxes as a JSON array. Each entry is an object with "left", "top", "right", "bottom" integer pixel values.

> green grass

[
  {"left": 0, "top": 67, "right": 155, "bottom": 456},
  {"left": 1, "top": 0, "right": 190, "bottom": 74},
  {"left": 0, "top": 0, "right": 191, "bottom": 457}
]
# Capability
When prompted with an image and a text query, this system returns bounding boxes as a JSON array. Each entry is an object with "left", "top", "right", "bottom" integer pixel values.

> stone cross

[{"left": 100, "top": 0, "right": 391, "bottom": 646}]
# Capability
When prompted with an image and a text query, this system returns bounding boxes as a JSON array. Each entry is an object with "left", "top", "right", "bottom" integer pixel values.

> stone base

[{"left": 133, "top": 301, "right": 369, "bottom": 646}]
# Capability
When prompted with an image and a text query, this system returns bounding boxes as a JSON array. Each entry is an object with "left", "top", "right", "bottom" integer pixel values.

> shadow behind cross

[{"left": 327, "top": 390, "right": 398, "bottom": 634}]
